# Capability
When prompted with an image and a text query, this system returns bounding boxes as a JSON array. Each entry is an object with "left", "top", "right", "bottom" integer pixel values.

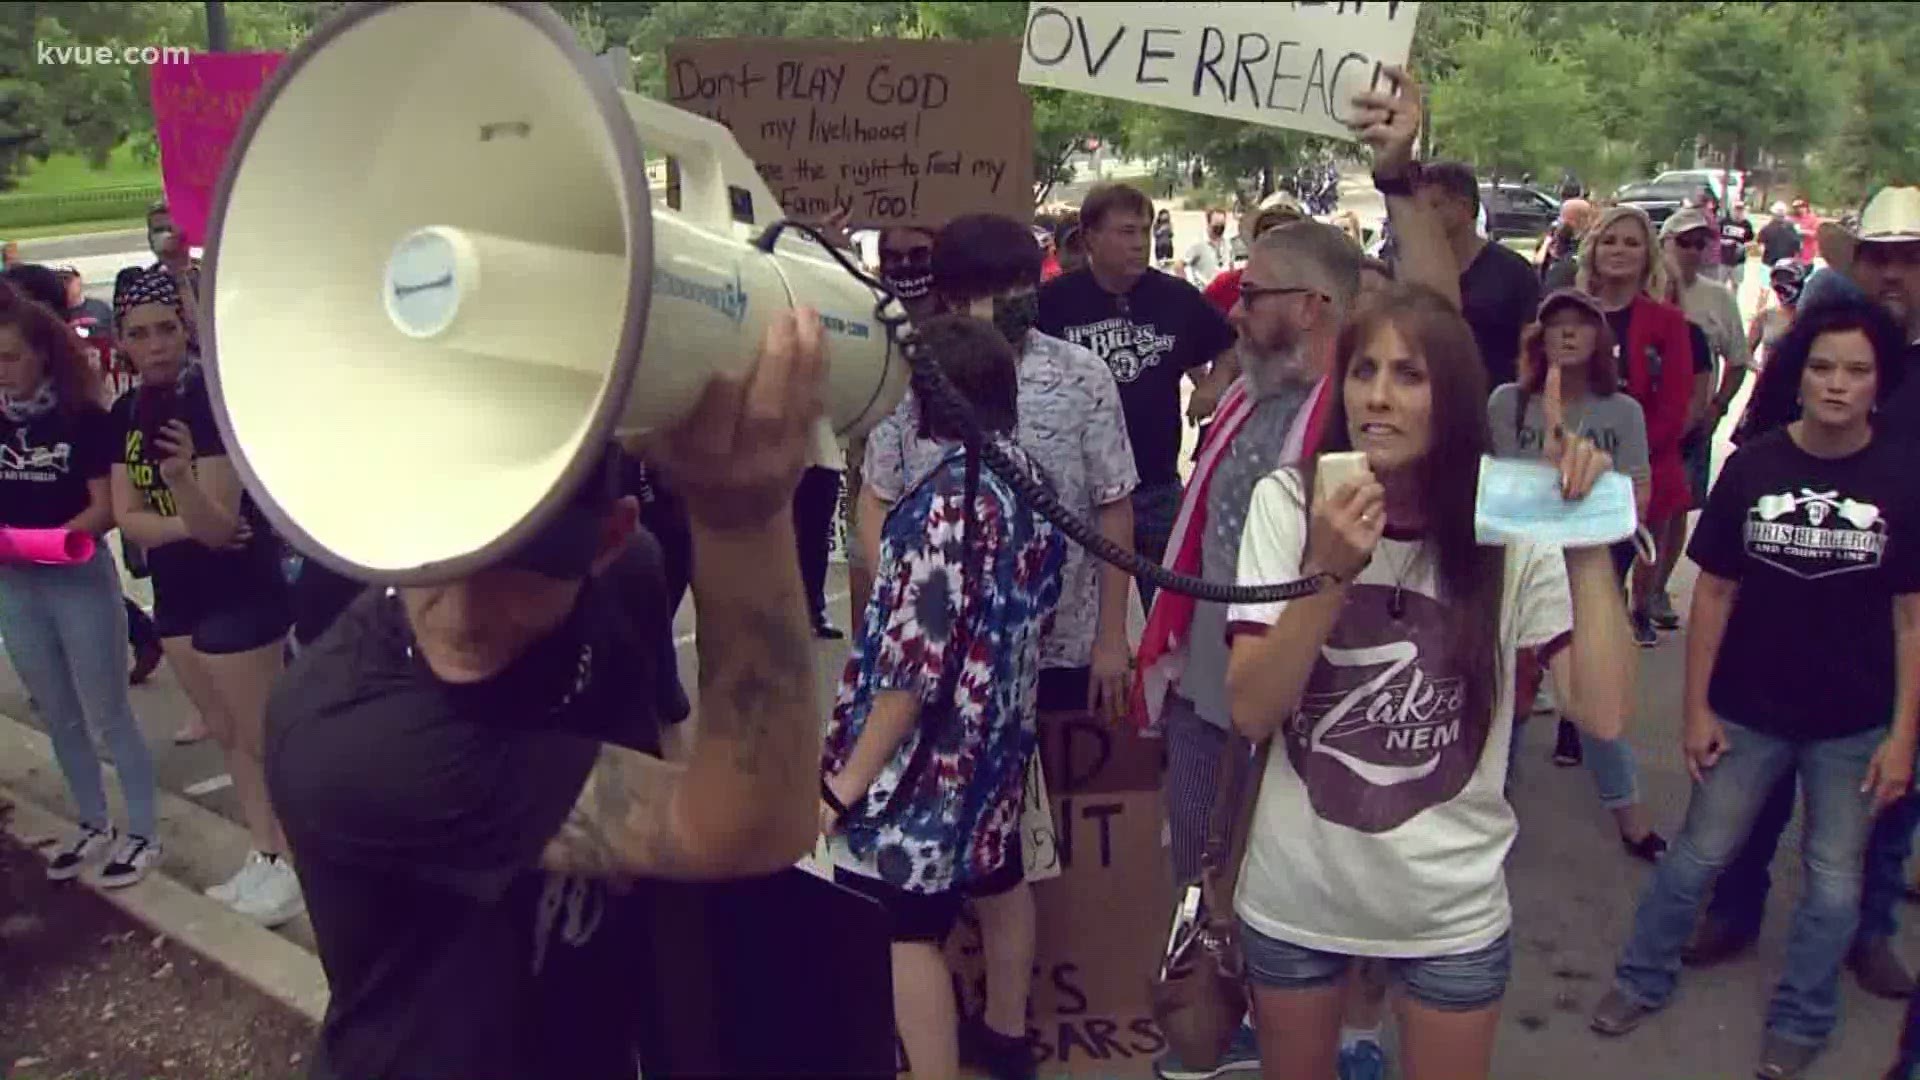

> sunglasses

[{"left": 1671, "top": 233, "right": 1711, "bottom": 250}]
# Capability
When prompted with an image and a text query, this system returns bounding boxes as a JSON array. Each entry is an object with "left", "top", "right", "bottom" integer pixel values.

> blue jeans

[
  {"left": 1582, "top": 730, "right": 1642, "bottom": 810},
  {"left": 1614, "top": 720, "right": 1882, "bottom": 1046},
  {"left": 1705, "top": 779, "right": 1918, "bottom": 944},
  {"left": 0, "top": 547, "right": 157, "bottom": 838}
]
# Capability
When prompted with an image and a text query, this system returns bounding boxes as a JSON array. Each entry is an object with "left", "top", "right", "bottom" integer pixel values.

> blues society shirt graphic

[{"left": 1688, "top": 428, "right": 1920, "bottom": 741}]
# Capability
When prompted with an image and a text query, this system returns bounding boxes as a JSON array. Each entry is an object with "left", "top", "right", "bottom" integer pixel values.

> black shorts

[
  {"left": 834, "top": 868, "right": 962, "bottom": 945},
  {"left": 962, "top": 833, "right": 1025, "bottom": 899},
  {"left": 152, "top": 573, "right": 292, "bottom": 655},
  {"left": 1036, "top": 666, "right": 1090, "bottom": 713}
]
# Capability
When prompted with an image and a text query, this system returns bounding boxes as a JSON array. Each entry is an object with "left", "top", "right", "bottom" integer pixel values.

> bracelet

[
  {"left": 820, "top": 780, "right": 850, "bottom": 821},
  {"left": 1372, "top": 166, "right": 1419, "bottom": 198}
]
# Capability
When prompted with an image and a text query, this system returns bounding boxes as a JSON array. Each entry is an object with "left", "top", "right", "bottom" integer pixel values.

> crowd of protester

[{"left": 4, "top": 67, "right": 1919, "bottom": 1080}]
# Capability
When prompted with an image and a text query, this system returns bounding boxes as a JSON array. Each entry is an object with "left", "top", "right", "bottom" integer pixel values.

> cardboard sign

[
  {"left": 665, "top": 39, "right": 1034, "bottom": 229},
  {"left": 149, "top": 52, "right": 286, "bottom": 245},
  {"left": 948, "top": 710, "right": 1173, "bottom": 1077},
  {"left": 1017, "top": 2, "right": 1421, "bottom": 141}
]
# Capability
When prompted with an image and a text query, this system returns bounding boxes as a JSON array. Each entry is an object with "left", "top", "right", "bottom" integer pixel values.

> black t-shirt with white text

[
  {"left": 266, "top": 539, "right": 690, "bottom": 1080},
  {"left": 1688, "top": 429, "right": 1920, "bottom": 740},
  {"left": 1720, "top": 217, "right": 1756, "bottom": 269},
  {"left": 109, "top": 376, "right": 283, "bottom": 600},
  {"left": 1460, "top": 241, "right": 1541, "bottom": 391},
  {"left": 0, "top": 404, "right": 115, "bottom": 530},
  {"left": 1037, "top": 268, "right": 1234, "bottom": 487}
]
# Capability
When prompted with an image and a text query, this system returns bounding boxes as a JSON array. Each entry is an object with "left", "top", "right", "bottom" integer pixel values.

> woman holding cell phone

[
  {"left": 1223, "top": 282, "right": 1637, "bottom": 1080},
  {"left": 0, "top": 282, "right": 160, "bottom": 887},
  {"left": 110, "top": 269, "right": 303, "bottom": 926},
  {"left": 1485, "top": 288, "right": 1667, "bottom": 863}
]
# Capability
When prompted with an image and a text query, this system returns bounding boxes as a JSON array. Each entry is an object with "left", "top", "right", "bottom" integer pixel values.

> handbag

[{"left": 1150, "top": 733, "right": 1272, "bottom": 1069}]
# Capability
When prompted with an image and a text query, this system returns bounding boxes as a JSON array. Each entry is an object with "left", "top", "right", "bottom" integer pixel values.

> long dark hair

[
  {"left": 0, "top": 281, "right": 104, "bottom": 415},
  {"left": 1740, "top": 297, "right": 1907, "bottom": 443},
  {"left": 1301, "top": 283, "right": 1507, "bottom": 750}
]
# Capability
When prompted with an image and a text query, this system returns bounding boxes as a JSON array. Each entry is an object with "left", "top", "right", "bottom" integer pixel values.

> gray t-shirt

[
  {"left": 1178, "top": 377, "right": 1316, "bottom": 729},
  {"left": 1487, "top": 383, "right": 1650, "bottom": 484}
]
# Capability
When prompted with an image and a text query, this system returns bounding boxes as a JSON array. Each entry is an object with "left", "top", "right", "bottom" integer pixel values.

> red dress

[{"left": 1616, "top": 295, "right": 1697, "bottom": 524}]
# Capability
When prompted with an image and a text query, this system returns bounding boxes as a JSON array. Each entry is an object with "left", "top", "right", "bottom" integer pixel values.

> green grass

[
  {"left": 12, "top": 147, "right": 160, "bottom": 196},
  {"left": 4, "top": 216, "right": 147, "bottom": 241}
]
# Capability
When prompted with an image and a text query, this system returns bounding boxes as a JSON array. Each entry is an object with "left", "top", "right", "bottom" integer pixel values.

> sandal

[{"left": 1622, "top": 831, "right": 1669, "bottom": 864}]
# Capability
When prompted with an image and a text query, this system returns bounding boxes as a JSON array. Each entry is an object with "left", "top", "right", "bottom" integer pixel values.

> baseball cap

[
  {"left": 1659, "top": 208, "right": 1714, "bottom": 240},
  {"left": 500, "top": 444, "right": 623, "bottom": 580},
  {"left": 1536, "top": 288, "right": 1605, "bottom": 323}
]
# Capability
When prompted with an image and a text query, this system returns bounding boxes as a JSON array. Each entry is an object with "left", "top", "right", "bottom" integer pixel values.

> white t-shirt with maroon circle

[{"left": 1226, "top": 470, "right": 1573, "bottom": 958}]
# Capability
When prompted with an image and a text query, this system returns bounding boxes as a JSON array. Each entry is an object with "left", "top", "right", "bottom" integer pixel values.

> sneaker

[
  {"left": 1632, "top": 611, "right": 1658, "bottom": 648},
  {"left": 1552, "top": 719, "right": 1584, "bottom": 767},
  {"left": 1649, "top": 591, "right": 1681, "bottom": 630},
  {"left": 232, "top": 855, "right": 304, "bottom": 927},
  {"left": 207, "top": 851, "right": 270, "bottom": 905},
  {"left": 1756, "top": 1031, "right": 1823, "bottom": 1080},
  {"left": 1590, "top": 988, "right": 1660, "bottom": 1036},
  {"left": 1152, "top": 1024, "right": 1260, "bottom": 1080},
  {"left": 1620, "top": 831, "right": 1669, "bottom": 864},
  {"left": 958, "top": 1014, "right": 1036, "bottom": 1080},
  {"left": 1337, "top": 1037, "right": 1386, "bottom": 1080},
  {"left": 94, "top": 835, "right": 161, "bottom": 888},
  {"left": 46, "top": 823, "right": 116, "bottom": 881}
]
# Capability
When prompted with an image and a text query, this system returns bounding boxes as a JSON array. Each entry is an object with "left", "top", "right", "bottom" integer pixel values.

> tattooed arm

[{"left": 542, "top": 521, "right": 821, "bottom": 881}]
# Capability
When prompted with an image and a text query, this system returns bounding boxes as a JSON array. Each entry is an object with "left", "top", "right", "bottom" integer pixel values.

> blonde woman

[{"left": 1574, "top": 207, "right": 1696, "bottom": 646}]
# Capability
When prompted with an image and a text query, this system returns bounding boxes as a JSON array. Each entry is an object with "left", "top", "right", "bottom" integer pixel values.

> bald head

[{"left": 1249, "top": 221, "right": 1363, "bottom": 320}]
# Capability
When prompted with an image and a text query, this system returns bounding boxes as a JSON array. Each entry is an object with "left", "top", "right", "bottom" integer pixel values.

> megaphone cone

[{"left": 204, "top": 0, "right": 905, "bottom": 585}]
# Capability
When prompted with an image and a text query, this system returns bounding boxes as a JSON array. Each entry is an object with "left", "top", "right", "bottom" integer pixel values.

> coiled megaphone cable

[{"left": 755, "top": 220, "right": 1338, "bottom": 606}]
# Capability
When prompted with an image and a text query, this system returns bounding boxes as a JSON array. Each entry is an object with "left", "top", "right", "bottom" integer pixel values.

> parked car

[
  {"left": 1653, "top": 167, "right": 1746, "bottom": 210},
  {"left": 1614, "top": 178, "right": 1701, "bottom": 227},
  {"left": 1480, "top": 181, "right": 1560, "bottom": 240}
]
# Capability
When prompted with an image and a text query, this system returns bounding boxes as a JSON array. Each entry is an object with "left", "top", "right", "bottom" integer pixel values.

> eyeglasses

[{"left": 1239, "top": 284, "right": 1325, "bottom": 304}]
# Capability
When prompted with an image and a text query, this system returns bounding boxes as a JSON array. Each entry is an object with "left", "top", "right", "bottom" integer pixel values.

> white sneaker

[
  {"left": 93, "top": 835, "right": 161, "bottom": 889},
  {"left": 207, "top": 851, "right": 269, "bottom": 905},
  {"left": 232, "top": 856, "right": 304, "bottom": 927},
  {"left": 46, "top": 823, "right": 116, "bottom": 881}
]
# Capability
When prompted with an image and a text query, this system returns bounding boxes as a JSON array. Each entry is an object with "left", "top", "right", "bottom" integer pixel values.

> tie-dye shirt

[{"left": 825, "top": 446, "right": 1066, "bottom": 894}]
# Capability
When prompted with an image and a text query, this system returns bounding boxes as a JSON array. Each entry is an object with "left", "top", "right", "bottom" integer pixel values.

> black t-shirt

[
  {"left": 109, "top": 375, "right": 285, "bottom": 600},
  {"left": 1037, "top": 268, "right": 1235, "bottom": 487},
  {"left": 1720, "top": 217, "right": 1755, "bottom": 268},
  {"left": 1759, "top": 219, "right": 1802, "bottom": 266},
  {"left": 1460, "top": 241, "right": 1540, "bottom": 390},
  {"left": 0, "top": 404, "right": 115, "bottom": 529},
  {"left": 1688, "top": 429, "right": 1920, "bottom": 740},
  {"left": 266, "top": 539, "right": 690, "bottom": 1080}
]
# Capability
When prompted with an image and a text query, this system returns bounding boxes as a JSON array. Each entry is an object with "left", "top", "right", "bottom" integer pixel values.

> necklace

[{"left": 1383, "top": 543, "right": 1425, "bottom": 621}]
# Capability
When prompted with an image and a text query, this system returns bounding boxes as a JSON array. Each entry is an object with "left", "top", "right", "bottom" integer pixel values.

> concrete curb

[{"left": 0, "top": 716, "right": 327, "bottom": 1025}]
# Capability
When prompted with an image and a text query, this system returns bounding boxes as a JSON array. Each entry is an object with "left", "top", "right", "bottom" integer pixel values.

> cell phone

[{"left": 1314, "top": 451, "right": 1373, "bottom": 511}]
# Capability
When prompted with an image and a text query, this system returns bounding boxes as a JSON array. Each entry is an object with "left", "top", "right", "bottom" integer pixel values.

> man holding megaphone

[{"left": 265, "top": 312, "right": 833, "bottom": 1080}]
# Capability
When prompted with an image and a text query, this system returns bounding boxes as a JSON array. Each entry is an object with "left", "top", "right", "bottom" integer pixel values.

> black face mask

[
  {"left": 884, "top": 271, "right": 932, "bottom": 301},
  {"left": 990, "top": 291, "right": 1039, "bottom": 346}
]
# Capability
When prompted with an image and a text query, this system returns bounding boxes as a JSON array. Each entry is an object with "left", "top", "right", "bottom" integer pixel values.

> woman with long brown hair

[
  {"left": 0, "top": 283, "right": 159, "bottom": 886},
  {"left": 1225, "top": 283, "right": 1637, "bottom": 1079},
  {"left": 1489, "top": 290, "right": 1666, "bottom": 862},
  {"left": 1575, "top": 207, "right": 1696, "bottom": 646}
]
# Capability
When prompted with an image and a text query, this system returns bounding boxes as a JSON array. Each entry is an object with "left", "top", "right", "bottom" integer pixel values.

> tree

[
  {"left": 1822, "top": 38, "right": 1920, "bottom": 204},
  {"left": 1641, "top": 4, "right": 1833, "bottom": 176},
  {"left": 1428, "top": 11, "right": 1599, "bottom": 183}
]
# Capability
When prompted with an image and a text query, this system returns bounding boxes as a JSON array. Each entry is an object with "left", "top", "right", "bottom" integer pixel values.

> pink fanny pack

[{"left": 0, "top": 528, "right": 98, "bottom": 566}]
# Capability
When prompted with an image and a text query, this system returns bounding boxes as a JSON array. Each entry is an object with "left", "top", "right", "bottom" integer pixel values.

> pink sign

[{"left": 150, "top": 52, "right": 285, "bottom": 246}]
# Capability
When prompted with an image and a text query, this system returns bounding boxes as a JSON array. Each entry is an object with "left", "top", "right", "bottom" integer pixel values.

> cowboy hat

[{"left": 1821, "top": 185, "right": 1920, "bottom": 277}]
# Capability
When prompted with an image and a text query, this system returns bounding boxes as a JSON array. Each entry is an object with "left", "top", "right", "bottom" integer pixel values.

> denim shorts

[{"left": 1239, "top": 921, "right": 1513, "bottom": 1012}]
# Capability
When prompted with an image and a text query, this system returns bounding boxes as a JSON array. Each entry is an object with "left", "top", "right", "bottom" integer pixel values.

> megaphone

[{"left": 203, "top": 0, "right": 908, "bottom": 584}]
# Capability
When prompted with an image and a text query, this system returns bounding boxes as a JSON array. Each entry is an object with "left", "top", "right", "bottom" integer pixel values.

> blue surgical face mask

[{"left": 1475, "top": 456, "right": 1639, "bottom": 549}]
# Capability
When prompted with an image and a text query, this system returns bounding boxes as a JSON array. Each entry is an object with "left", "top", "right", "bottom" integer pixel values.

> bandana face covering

[
  {"left": 884, "top": 271, "right": 932, "bottom": 301},
  {"left": 0, "top": 380, "right": 57, "bottom": 423}
]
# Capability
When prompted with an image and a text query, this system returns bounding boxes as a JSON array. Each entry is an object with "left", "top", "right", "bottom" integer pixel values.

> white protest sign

[{"left": 1018, "top": 2, "right": 1422, "bottom": 141}]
